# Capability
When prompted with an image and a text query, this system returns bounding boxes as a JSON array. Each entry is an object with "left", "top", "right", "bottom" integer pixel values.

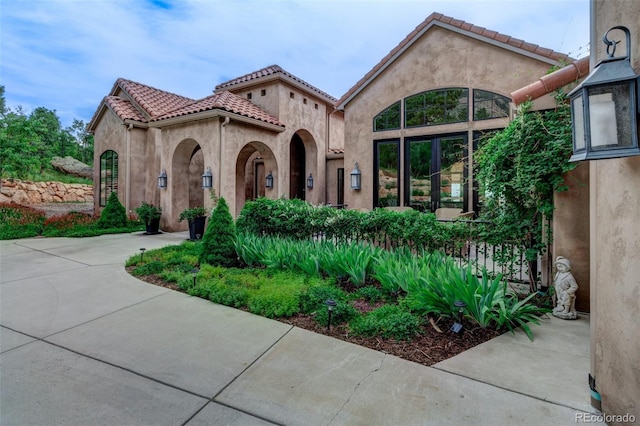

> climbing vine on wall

[{"left": 475, "top": 96, "right": 577, "bottom": 279}]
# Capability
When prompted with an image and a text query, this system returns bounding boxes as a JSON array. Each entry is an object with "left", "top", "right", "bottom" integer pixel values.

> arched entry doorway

[
  {"left": 290, "top": 133, "right": 306, "bottom": 200},
  {"left": 172, "top": 139, "right": 205, "bottom": 229},
  {"left": 235, "top": 141, "right": 277, "bottom": 215}
]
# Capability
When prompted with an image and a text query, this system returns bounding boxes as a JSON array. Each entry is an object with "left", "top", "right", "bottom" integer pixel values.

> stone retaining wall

[{"left": 0, "top": 179, "right": 94, "bottom": 204}]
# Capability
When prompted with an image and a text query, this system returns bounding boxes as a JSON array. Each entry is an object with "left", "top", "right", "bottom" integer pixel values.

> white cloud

[{"left": 1, "top": 0, "right": 590, "bottom": 127}]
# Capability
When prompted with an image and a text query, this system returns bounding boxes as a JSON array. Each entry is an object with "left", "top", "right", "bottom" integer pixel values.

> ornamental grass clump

[{"left": 199, "top": 197, "right": 237, "bottom": 267}]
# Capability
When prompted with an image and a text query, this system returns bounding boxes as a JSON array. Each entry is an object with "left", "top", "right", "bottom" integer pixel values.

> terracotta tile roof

[
  {"left": 114, "top": 78, "right": 196, "bottom": 118},
  {"left": 336, "top": 12, "right": 571, "bottom": 108},
  {"left": 103, "top": 96, "right": 147, "bottom": 122},
  {"left": 216, "top": 65, "right": 337, "bottom": 102},
  {"left": 89, "top": 78, "right": 283, "bottom": 129},
  {"left": 151, "top": 91, "right": 284, "bottom": 127}
]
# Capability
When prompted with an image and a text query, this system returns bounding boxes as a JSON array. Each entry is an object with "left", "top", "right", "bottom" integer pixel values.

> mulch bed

[{"left": 131, "top": 270, "right": 502, "bottom": 367}]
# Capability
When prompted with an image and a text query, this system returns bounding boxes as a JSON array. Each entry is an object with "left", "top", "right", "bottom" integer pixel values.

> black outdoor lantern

[
  {"left": 201, "top": 167, "right": 213, "bottom": 189},
  {"left": 157, "top": 169, "right": 167, "bottom": 189},
  {"left": 265, "top": 171, "right": 274, "bottom": 189},
  {"left": 450, "top": 300, "right": 466, "bottom": 334},
  {"left": 307, "top": 173, "right": 314, "bottom": 189},
  {"left": 139, "top": 247, "right": 146, "bottom": 261},
  {"left": 569, "top": 26, "right": 640, "bottom": 162},
  {"left": 350, "top": 162, "right": 361, "bottom": 190},
  {"left": 325, "top": 298, "right": 337, "bottom": 330}
]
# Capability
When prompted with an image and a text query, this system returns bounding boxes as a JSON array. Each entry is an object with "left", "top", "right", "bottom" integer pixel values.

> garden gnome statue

[{"left": 553, "top": 256, "right": 578, "bottom": 320}]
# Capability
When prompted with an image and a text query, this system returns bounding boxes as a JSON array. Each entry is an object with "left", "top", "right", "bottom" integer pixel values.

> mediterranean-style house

[
  {"left": 90, "top": 4, "right": 639, "bottom": 418},
  {"left": 88, "top": 12, "right": 569, "bottom": 230}
]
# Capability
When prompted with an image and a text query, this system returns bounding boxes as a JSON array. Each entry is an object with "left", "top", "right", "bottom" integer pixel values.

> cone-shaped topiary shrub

[
  {"left": 199, "top": 197, "right": 237, "bottom": 267},
  {"left": 97, "top": 191, "right": 127, "bottom": 229}
]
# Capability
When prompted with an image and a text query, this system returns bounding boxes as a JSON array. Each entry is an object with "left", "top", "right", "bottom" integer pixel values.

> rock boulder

[{"left": 50, "top": 156, "right": 93, "bottom": 179}]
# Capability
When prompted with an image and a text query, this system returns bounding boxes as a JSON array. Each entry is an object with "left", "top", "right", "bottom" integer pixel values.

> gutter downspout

[
  {"left": 510, "top": 57, "right": 590, "bottom": 105},
  {"left": 126, "top": 123, "right": 133, "bottom": 214}
]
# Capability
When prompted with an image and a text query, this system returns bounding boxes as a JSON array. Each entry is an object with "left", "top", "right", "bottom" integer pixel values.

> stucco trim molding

[{"left": 147, "top": 109, "right": 286, "bottom": 132}]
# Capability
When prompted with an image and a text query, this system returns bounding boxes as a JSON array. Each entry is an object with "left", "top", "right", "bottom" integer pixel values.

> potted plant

[
  {"left": 136, "top": 202, "right": 162, "bottom": 234},
  {"left": 178, "top": 206, "right": 208, "bottom": 240}
]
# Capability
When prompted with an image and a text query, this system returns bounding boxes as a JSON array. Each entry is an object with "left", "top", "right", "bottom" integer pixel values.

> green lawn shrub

[
  {"left": 96, "top": 191, "right": 127, "bottom": 229},
  {"left": 350, "top": 305, "right": 422, "bottom": 341},
  {"left": 0, "top": 203, "right": 45, "bottom": 239},
  {"left": 200, "top": 197, "right": 237, "bottom": 267}
]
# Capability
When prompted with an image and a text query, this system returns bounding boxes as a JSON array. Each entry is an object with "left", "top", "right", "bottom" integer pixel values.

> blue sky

[{"left": 1, "top": 0, "right": 589, "bottom": 128}]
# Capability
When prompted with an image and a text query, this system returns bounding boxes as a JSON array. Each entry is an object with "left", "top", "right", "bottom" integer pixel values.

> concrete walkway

[{"left": 1, "top": 233, "right": 602, "bottom": 425}]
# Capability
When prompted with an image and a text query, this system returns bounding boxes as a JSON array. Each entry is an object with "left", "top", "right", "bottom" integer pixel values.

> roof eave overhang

[
  {"left": 336, "top": 21, "right": 566, "bottom": 110},
  {"left": 148, "top": 109, "right": 285, "bottom": 132}
]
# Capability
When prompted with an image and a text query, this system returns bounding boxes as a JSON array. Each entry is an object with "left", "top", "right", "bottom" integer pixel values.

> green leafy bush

[
  {"left": 131, "top": 260, "right": 165, "bottom": 276},
  {"left": 299, "top": 284, "right": 346, "bottom": 314},
  {"left": 353, "top": 286, "right": 385, "bottom": 303},
  {"left": 199, "top": 197, "right": 237, "bottom": 267},
  {"left": 0, "top": 203, "right": 45, "bottom": 239},
  {"left": 96, "top": 192, "right": 127, "bottom": 229},
  {"left": 314, "top": 300, "right": 359, "bottom": 327},
  {"left": 350, "top": 305, "right": 422, "bottom": 341}
]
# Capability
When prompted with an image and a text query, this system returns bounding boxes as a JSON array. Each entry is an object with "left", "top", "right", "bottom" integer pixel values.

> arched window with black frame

[{"left": 99, "top": 150, "right": 118, "bottom": 207}]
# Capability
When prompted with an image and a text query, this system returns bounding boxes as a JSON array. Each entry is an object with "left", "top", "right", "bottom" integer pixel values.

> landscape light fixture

[
  {"left": 265, "top": 171, "right": 274, "bottom": 189},
  {"left": 325, "top": 299, "right": 337, "bottom": 330},
  {"left": 201, "top": 167, "right": 213, "bottom": 189},
  {"left": 307, "top": 173, "right": 314, "bottom": 189},
  {"left": 191, "top": 267, "right": 199, "bottom": 287},
  {"left": 450, "top": 300, "right": 466, "bottom": 334},
  {"left": 157, "top": 169, "right": 168, "bottom": 189},
  {"left": 569, "top": 26, "right": 640, "bottom": 161},
  {"left": 350, "top": 162, "right": 361, "bottom": 190},
  {"left": 139, "top": 248, "right": 146, "bottom": 261}
]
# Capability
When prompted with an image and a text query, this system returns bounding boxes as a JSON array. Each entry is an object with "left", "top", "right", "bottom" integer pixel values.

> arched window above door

[
  {"left": 404, "top": 88, "right": 469, "bottom": 128},
  {"left": 373, "top": 101, "right": 401, "bottom": 131},
  {"left": 473, "top": 89, "right": 510, "bottom": 120}
]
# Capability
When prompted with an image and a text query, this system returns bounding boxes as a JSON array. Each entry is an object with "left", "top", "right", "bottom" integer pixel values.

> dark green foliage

[
  {"left": 299, "top": 285, "right": 348, "bottom": 314},
  {"left": 135, "top": 202, "right": 162, "bottom": 226},
  {"left": 199, "top": 197, "right": 237, "bottom": 267},
  {"left": 0, "top": 88, "right": 94, "bottom": 181},
  {"left": 314, "top": 300, "right": 359, "bottom": 327},
  {"left": 350, "top": 305, "right": 422, "bottom": 341},
  {"left": 475, "top": 99, "right": 576, "bottom": 265},
  {"left": 132, "top": 261, "right": 165, "bottom": 276},
  {"left": 0, "top": 203, "right": 45, "bottom": 239},
  {"left": 97, "top": 192, "right": 127, "bottom": 229},
  {"left": 353, "top": 286, "right": 385, "bottom": 303}
]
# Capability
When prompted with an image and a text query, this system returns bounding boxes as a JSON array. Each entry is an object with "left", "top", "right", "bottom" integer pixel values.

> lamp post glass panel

[
  {"left": 570, "top": 26, "right": 640, "bottom": 162},
  {"left": 350, "top": 162, "right": 361, "bottom": 190},
  {"left": 157, "top": 170, "right": 167, "bottom": 188},
  {"left": 202, "top": 167, "right": 213, "bottom": 189}
]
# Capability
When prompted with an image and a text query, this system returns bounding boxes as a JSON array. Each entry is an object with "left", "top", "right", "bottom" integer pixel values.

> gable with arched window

[{"left": 99, "top": 150, "right": 118, "bottom": 206}]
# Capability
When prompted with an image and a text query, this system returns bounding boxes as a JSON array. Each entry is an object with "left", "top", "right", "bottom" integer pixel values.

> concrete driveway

[{"left": 1, "top": 233, "right": 602, "bottom": 425}]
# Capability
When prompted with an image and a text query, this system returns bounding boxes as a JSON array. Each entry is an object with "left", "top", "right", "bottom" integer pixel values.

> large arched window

[
  {"left": 404, "top": 88, "right": 468, "bottom": 128},
  {"left": 473, "top": 89, "right": 510, "bottom": 120},
  {"left": 373, "top": 101, "right": 401, "bottom": 131},
  {"left": 99, "top": 150, "right": 118, "bottom": 206}
]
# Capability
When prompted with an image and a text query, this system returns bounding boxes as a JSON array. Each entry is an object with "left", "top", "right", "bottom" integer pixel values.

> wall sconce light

[
  {"left": 307, "top": 173, "right": 314, "bottom": 189},
  {"left": 325, "top": 299, "right": 337, "bottom": 330},
  {"left": 569, "top": 26, "right": 640, "bottom": 162},
  {"left": 350, "top": 162, "right": 361, "bottom": 190},
  {"left": 157, "top": 169, "right": 167, "bottom": 189},
  {"left": 201, "top": 167, "right": 213, "bottom": 189},
  {"left": 265, "top": 171, "right": 274, "bottom": 189},
  {"left": 450, "top": 300, "right": 466, "bottom": 334}
]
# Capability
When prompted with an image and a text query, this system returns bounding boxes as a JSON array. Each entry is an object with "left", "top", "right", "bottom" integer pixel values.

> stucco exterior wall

[
  {"left": 553, "top": 163, "right": 590, "bottom": 312},
  {"left": 590, "top": 0, "right": 640, "bottom": 419},
  {"left": 92, "top": 111, "right": 126, "bottom": 211},
  {"left": 343, "top": 25, "right": 558, "bottom": 210}
]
